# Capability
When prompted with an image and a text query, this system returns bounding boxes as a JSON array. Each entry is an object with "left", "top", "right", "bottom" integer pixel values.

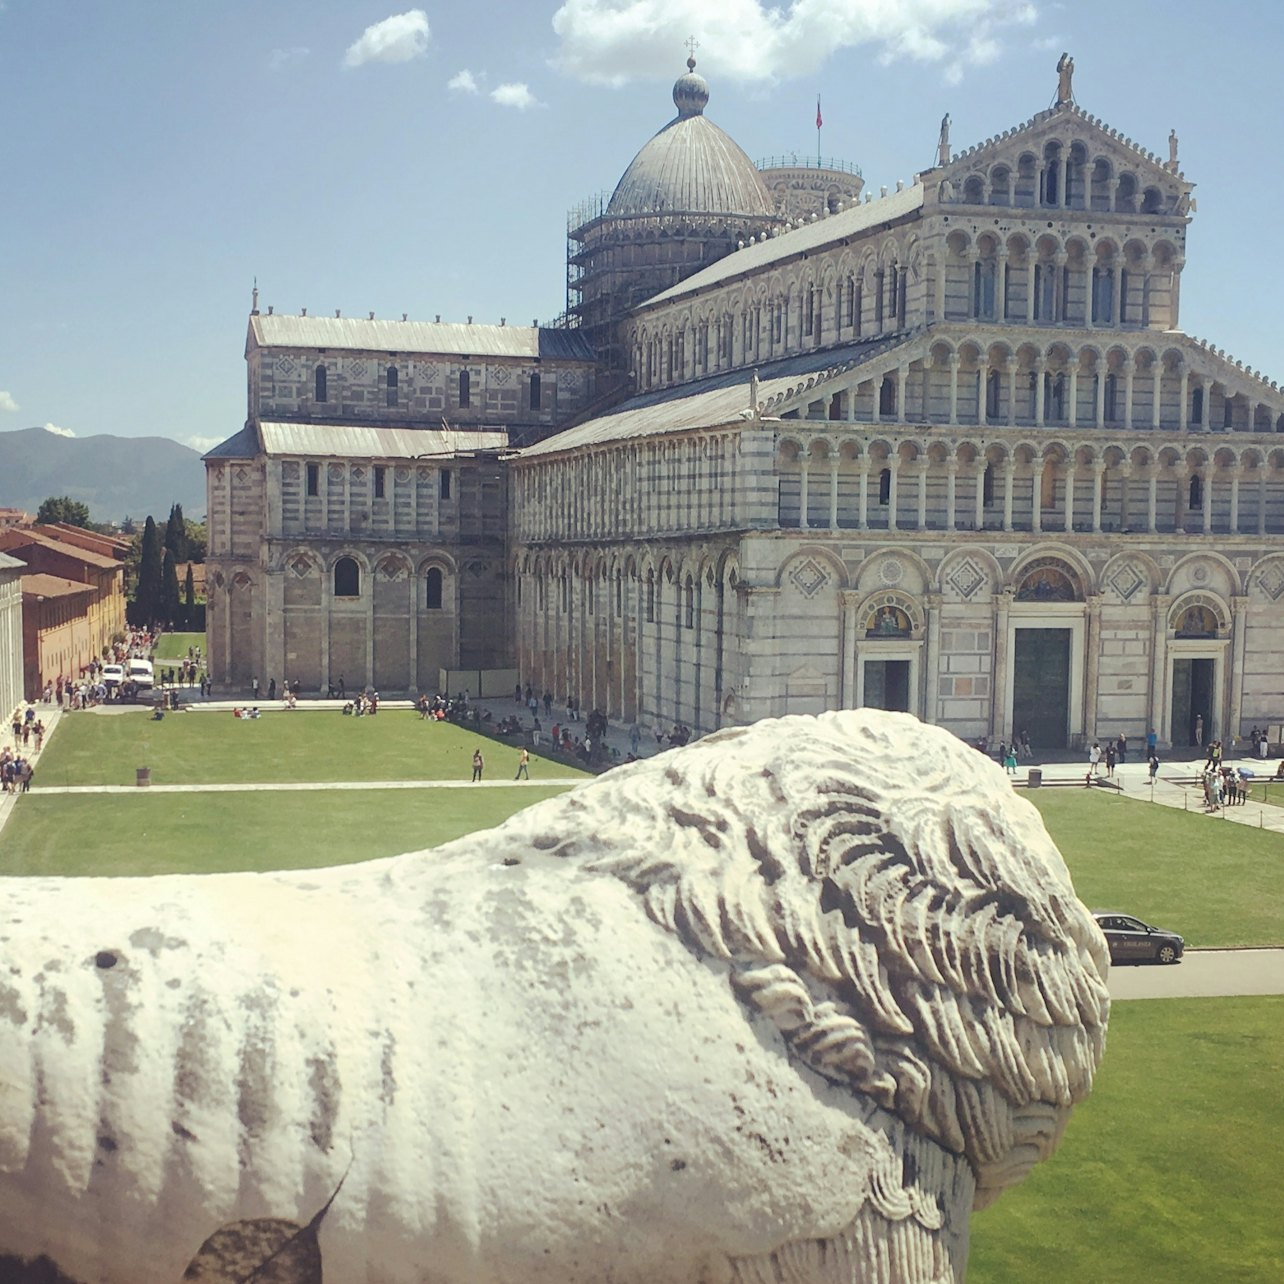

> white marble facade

[{"left": 511, "top": 88, "right": 1284, "bottom": 751}]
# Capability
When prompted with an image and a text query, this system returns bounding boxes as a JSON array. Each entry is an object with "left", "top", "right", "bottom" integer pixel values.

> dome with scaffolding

[{"left": 605, "top": 58, "right": 775, "bottom": 220}]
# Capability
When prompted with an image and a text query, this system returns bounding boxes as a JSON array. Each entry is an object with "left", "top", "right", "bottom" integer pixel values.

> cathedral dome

[{"left": 606, "top": 59, "right": 775, "bottom": 220}]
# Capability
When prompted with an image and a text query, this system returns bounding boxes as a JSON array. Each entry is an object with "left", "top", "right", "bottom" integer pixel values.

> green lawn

[
  {"left": 33, "top": 709, "right": 588, "bottom": 787},
  {"left": 971, "top": 996, "right": 1284, "bottom": 1282},
  {"left": 0, "top": 786, "right": 574, "bottom": 876},
  {"left": 150, "top": 631, "right": 206, "bottom": 666},
  {"left": 1029, "top": 792, "right": 1284, "bottom": 949}
]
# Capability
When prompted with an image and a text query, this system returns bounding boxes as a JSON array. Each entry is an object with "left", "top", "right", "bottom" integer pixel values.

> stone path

[
  {"left": 35, "top": 777, "right": 587, "bottom": 795},
  {"left": 1108, "top": 949, "right": 1284, "bottom": 1001}
]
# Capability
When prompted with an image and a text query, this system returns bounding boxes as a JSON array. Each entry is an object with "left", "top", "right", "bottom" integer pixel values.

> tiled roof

[
  {"left": 257, "top": 422, "right": 508, "bottom": 459},
  {"left": 21, "top": 573, "right": 94, "bottom": 599},
  {"left": 0, "top": 527, "right": 123, "bottom": 570}
]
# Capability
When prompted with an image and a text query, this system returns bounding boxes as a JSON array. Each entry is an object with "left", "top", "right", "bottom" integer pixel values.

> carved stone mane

[{"left": 0, "top": 710, "right": 1109, "bottom": 1284}]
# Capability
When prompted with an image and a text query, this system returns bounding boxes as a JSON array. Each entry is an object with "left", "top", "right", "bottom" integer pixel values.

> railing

[
  {"left": 567, "top": 193, "right": 612, "bottom": 233},
  {"left": 756, "top": 155, "right": 863, "bottom": 178}
]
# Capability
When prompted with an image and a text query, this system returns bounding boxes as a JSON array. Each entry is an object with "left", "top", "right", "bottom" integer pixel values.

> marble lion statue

[{"left": 0, "top": 710, "right": 1109, "bottom": 1284}]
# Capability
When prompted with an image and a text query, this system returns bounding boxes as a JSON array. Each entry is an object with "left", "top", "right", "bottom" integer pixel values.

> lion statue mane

[{"left": 0, "top": 710, "right": 1109, "bottom": 1284}]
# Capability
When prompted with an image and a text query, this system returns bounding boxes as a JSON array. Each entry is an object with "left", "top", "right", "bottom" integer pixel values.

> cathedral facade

[{"left": 209, "top": 58, "right": 1284, "bottom": 750}]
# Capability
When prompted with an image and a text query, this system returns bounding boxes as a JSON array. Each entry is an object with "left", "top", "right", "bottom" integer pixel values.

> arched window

[
  {"left": 529, "top": 372, "right": 541, "bottom": 410},
  {"left": 425, "top": 567, "right": 443, "bottom": 609},
  {"left": 645, "top": 571, "right": 655, "bottom": 623},
  {"left": 985, "top": 370, "right": 1001, "bottom": 420},
  {"left": 879, "top": 468, "right": 892, "bottom": 505},
  {"left": 333, "top": 556, "right": 359, "bottom": 597},
  {"left": 1191, "top": 385, "right": 1204, "bottom": 425},
  {"left": 983, "top": 462, "right": 995, "bottom": 505},
  {"left": 315, "top": 364, "right": 327, "bottom": 402},
  {"left": 1188, "top": 474, "right": 1202, "bottom": 508},
  {"left": 386, "top": 366, "right": 398, "bottom": 407},
  {"left": 459, "top": 369, "right": 470, "bottom": 407},
  {"left": 684, "top": 576, "right": 695, "bottom": 628},
  {"left": 878, "top": 379, "right": 897, "bottom": 417}
]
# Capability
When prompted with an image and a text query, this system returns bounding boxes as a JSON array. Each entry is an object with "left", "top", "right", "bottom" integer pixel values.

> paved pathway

[
  {"left": 1108, "top": 949, "right": 1284, "bottom": 1000},
  {"left": 34, "top": 777, "right": 587, "bottom": 795}
]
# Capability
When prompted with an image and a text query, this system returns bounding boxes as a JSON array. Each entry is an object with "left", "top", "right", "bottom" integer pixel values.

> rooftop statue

[
  {"left": 0, "top": 710, "right": 1109, "bottom": 1284},
  {"left": 937, "top": 113, "right": 951, "bottom": 168},
  {"left": 1056, "top": 51, "right": 1075, "bottom": 106}
]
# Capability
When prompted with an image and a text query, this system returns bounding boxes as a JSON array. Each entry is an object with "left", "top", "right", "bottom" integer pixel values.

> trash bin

[
  {"left": 1027, "top": 767, "right": 1043, "bottom": 788},
  {"left": 136, "top": 767, "right": 151, "bottom": 788}
]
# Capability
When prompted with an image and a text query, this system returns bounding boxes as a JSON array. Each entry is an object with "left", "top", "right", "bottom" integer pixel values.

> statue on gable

[
  {"left": 1056, "top": 52, "right": 1075, "bottom": 106},
  {"left": 1168, "top": 129, "right": 1179, "bottom": 171},
  {"left": 937, "top": 113, "right": 951, "bottom": 168}
]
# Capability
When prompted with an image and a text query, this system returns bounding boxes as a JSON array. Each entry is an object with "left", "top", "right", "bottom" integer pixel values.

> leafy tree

[
  {"left": 183, "top": 518, "right": 207, "bottom": 562},
  {"left": 161, "top": 549, "right": 182, "bottom": 627},
  {"left": 120, "top": 515, "right": 137, "bottom": 536},
  {"left": 164, "top": 502, "right": 187, "bottom": 562},
  {"left": 136, "top": 516, "right": 163, "bottom": 624},
  {"left": 36, "top": 495, "right": 92, "bottom": 528}
]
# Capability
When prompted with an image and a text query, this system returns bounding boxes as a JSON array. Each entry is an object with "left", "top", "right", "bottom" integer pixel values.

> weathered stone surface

[{"left": 0, "top": 710, "right": 1108, "bottom": 1283}]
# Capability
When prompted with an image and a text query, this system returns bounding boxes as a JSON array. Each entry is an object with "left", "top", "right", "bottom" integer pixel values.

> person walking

[
  {"left": 1116, "top": 732, "right": 1127, "bottom": 765},
  {"left": 515, "top": 746, "right": 530, "bottom": 780},
  {"left": 1087, "top": 741, "right": 1102, "bottom": 784},
  {"left": 472, "top": 749, "right": 484, "bottom": 782},
  {"left": 1194, "top": 713, "right": 1204, "bottom": 747},
  {"left": 1104, "top": 742, "right": 1116, "bottom": 777},
  {"left": 1148, "top": 751, "right": 1160, "bottom": 783},
  {"left": 251, "top": 676, "right": 259, "bottom": 700}
]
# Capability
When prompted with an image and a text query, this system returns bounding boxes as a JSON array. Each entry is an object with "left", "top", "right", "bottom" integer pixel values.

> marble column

[
  {"left": 1006, "top": 362, "right": 1018, "bottom": 426},
  {"left": 1179, "top": 368, "right": 1190, "bottom": 432},
  {"left": 887, "top": 463, "right": 899, "bottom": 531},
  {"left": 839, "top": 590, "right": 860, "bottom": 707},
  {"left": 1034, "top": 360, "right": 1046, "bottom": 427},
  {"left": 1084, "top": 595, "right": 1102, "bottom": 742},
  {"left": 1259, "top": 470, "right": 1268, "bottom": 536},
  {"left": 1092, "top": 466, "right": 1104, "bottom": 533},
  {"left": 1229, "top": 595, "right": 1250, "bottom": 740},
  {"left": 1064, "top": 463, "right": 1076, "bottom": 533},
  {"left": 1032, "top": 459, "right": 1044, "bottom": 533},
  {"left": 991, "top": 589, "right": 1013, "bottom": 743},
  {"left": 1152, "top": 364, "right": 1163, "bottom": 429},
  {"left": 1068, "top": 360, "right": 1080, "bottom": 428},
  {"left": 1150, "top": 594, "right": 1172, "bottom": 748},
  {"left": 1201, "top": 465, "right": 1212, "bottom": 532},
  {"left": 1002, "top": 464, "right": 1015, "bottom": 531},
  {"left": 1095, "top": 367, "right": 1107, "bottom": 429},
  {"left": 1122, "top": 355, "right": 1135, "bottom": 429},
  {"left": 949, "top": 355, "right": 961, "bottom": 426},
  {"left": 974, "top": 463, "right": 986, "bottom": 530},
  {"left": 798, "top": 460, "right": 810, "bottom": 529},
  {"left": 946, "top": 462, "right": 958, "bottom": 531},
  {"left": 923, "top": 593, "right": 942, "bottom": 725},
  {"left": 1229, "top": 467, "right": 1241, "bottom": 534},
  {"left": 1147, "top": 469, "right": 1159, "bottom": 533},
  {"left": 916, "top": 462, "right": 929, "bottom": 530},
  {"left": 858, "top": 465, "right": 869, "bottom": 529}
]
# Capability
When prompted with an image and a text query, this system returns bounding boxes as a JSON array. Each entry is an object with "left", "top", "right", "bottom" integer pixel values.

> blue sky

[{"left": 1, "top": 1, "right": 1281, "bottom": 451}]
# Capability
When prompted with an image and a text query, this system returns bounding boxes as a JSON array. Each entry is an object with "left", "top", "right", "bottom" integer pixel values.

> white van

[{"left": 127, "top": 659, "right": 155, "bottom": 689}]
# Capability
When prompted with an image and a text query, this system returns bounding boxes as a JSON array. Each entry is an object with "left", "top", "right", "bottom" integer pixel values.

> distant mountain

[{"left": 0, "top": 426, "right": 208, "bottom": 523}]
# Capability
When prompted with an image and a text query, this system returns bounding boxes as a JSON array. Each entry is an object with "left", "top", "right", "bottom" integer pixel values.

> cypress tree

[
  {"left": 137, "top": 516, "right": 163, "bottom": 625},
  {"left": 161, "top": 549, "right": 182, "bottom": 627},
  {"left": 164, "top": 502, "right": 187, "bottom": 562},
  {"left": 183, "top": 563, "right": 195, "bottom": 629}
]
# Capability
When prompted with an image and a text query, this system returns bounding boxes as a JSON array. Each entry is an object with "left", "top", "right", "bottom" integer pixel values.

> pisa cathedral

[{"left": 206, "top": 56, "right": 1284, "bottom": 751}]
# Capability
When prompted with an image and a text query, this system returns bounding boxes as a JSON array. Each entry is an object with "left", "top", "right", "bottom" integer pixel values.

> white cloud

[
  {"left": 449, "top": 68, "right": 480, "bottom": 94},
  {"left": 185, "top": 435, "right": 224, "bottom": 453},
  {"left": 344, "top": 9, "right": 431, "bottom": 68},
  {"left": 43, "top": 423, "right": 74, "bottom": 438},
  {"left": 551, "top": 0, "right": 1041, "bottom": 86},
  {"left": 269, "top": 46, "right": 310, "bottom": 70},
  {"left": 491, "top": 82, "right": 540, "bottom": 109},
  {"left": 0, "top": 391, "right": 18, "bottom": 413}
]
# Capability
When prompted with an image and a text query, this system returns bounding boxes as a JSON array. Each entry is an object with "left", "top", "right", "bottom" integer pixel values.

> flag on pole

[{"left": 816, "top": 96, "right": 823, "bottom": 130}]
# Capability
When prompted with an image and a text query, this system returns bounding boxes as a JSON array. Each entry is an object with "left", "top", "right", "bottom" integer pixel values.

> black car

[{"left": 1092, "top": 911, "right": 1184, "bottom": 965}]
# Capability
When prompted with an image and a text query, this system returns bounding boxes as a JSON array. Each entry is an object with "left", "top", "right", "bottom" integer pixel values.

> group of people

[
  {"left": 1202, "top": 764, "right": 1251, "bottom": 810},
  {"left": 341, "top": 691, "right": 380, "bottom": 716},
  {"left": 1, "top": 748, "right": 33, "bottom": 793},
  {"left": 515, "top": 683, "right": 583, "bottom": 727},
  {"left": 3, "top": 705, "right": 44, "bottom": 794},
  {"left": 9, "top": 706, "right": 46, "bottom": 753}
]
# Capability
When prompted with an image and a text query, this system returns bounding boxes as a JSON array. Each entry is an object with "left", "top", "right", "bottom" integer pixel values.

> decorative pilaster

[{"left": 1083, "top": 595, "right": 1103, "bottom": 742}]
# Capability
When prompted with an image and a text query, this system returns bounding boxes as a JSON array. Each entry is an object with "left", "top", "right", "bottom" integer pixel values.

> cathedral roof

[
  {"left": 605, "top": 59, "right": 775, "bottom": 221},
  {"left": 247, "top": 314, "right": 595, "bottom": 362},
  {"left": 639, "top": 182, "right": 925, "bottom": 310}
]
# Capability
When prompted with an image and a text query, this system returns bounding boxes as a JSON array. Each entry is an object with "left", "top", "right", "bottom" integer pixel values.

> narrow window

[
  {"left": 879, "top": 468, "right": 892, "bottom": 505},
  {"left": 315, "top": 364, "right": 327, "bottom": 402},
  {"left": 986, "top": 370, "right": 1001, "bottom": 420},
  {"left": 879, "top": 379, "right": 897, "bottom": 417},
  {"left": 306, "top": 462, "right": 319, "bottom": 497},
  {"left": 645, "top": 573, "right": 655, "bottom": 623},
  {"left": 684, "top": 577, "right": 695, "bottom": 629},
  {"left": 374, "top": 466, "right": 386, "bottom": 499},
  {"left": 333, "top": 556, "right": 360, "bottom": 597},
  {"left": 853, "top": 283, "right": 862, "bottom": 336},
  {"left": 1223, "top": 396, "right": 1234, "bottom": 430},
  {"left": 459, "top": 370, "right": 470, "bottom": 408},
  {"left": 1192, "top": 385, "right": 1204, "bottom": 425},
  {"left": 426, "top": 567, "right": 443, "bottom": 609},
  {"left": 983, "top": 463, "right": 995, "bottom": 505},
  {"left": 1104, "top": 373, "right": 1119, "bottom": 422},
  {"left": 439, "top": 468, "right": 452, "bottom": 500},
  {"left": 386, "top": 366, "right": 398, "bottom": 407},
  {"left": 1119, "top": 269, "right": 1130, "bottom": 324},
  {"left": 1188, "top": 475, "right": 1202, "bottom": 508},
  {"left": 530, "top": 372, "right": 541, "bottom": 410}
]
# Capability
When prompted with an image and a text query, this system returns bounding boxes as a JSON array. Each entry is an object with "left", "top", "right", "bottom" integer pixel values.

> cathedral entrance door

[
  {"left": 1170, "top": 658, "right": 1215, "bottom": 746},
  {"left": 864, "top": 659, "right": 911, "bottom": 713},
  {"left": 1012, "top": 628, "right": 1070, "bottom": 750}
]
